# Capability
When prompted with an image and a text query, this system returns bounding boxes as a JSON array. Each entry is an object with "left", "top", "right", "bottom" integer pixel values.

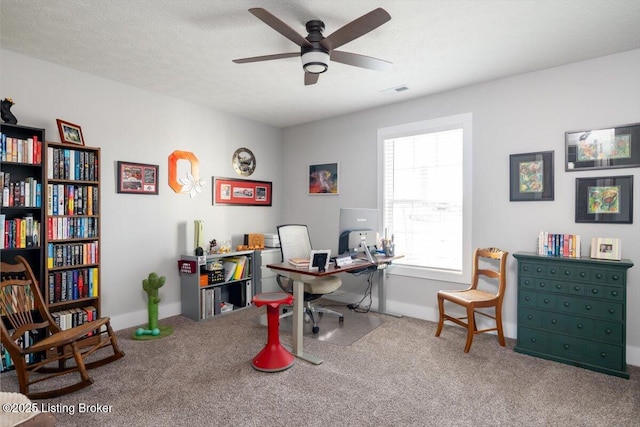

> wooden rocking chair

[{"left": 0, "top": 256, "right": 124, "bottom": 399}]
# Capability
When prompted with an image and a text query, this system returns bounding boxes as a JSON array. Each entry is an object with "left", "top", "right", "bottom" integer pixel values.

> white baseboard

[
  {"left": 325, "top": 292, "right": 640, "bottom": 368},
  {"left": 109, "top": 302, "right": 182, "bottom": 332}
]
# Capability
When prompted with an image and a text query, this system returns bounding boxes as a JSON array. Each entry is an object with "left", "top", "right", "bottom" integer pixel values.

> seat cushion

[{"left": 304, "top": 276, "right": 342, "bottom": 295}]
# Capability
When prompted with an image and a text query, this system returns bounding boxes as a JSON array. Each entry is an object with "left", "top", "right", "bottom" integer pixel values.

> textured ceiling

[{"left": 1, "top": 0, "right": 639, "bottom": 128}]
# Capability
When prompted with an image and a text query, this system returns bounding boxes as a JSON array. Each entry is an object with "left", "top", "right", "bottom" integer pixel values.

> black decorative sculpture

[{"left": 1, "top": 98, "right": 18, "bottom": 124}]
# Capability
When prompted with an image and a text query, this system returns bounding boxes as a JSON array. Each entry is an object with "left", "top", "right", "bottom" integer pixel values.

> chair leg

[
  {"left": 435, "top": 295, "right": 445, "bottom": 337},
  {"left": 495, "top": 305, "right": 506, "bottom": 347},
  {"left": 464, "top": 306, "right": 475, "bottom": 353}
]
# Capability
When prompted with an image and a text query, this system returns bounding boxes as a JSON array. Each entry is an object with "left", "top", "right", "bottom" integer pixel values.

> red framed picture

[{"left": 213, "top": 177, "right": 272, "bottom": 206}]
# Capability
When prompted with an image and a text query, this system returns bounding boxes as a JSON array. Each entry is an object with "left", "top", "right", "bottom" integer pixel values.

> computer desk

[{"left": 267, "top": 254, "right": 403, "bottom": 365}]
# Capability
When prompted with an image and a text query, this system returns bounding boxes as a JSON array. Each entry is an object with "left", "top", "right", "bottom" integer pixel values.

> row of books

[
  {"left": 47, "top": 216, "right": 98, "bottom": 240},
  {"left": 47, "top": 183, "right": 98, "bottom": 216},
  {"left": 1, "top": 173, "right": 42, "bottom": 208},
  {"left": 47, "top": 241, "right": 99, "bottom": 268},
  {"left": 0, "top": 214, "right": 40, "bottom": 249},
  {"left": 221, "top": 255, "right": 250, "bottom": 282},
  {"left": 47, "top": 146, "right": 99, "bottom": 182},
  {"left": 51, "top": 306, "right": 98, "bottom": 332},
  {"left": 0, "top": 133, "right": 42, "bottom": 164},
  {"left": 0, "top": 331, "right": 41, "bottom": 372},
  {"left": 47, "top": 268, "right": 99, "bottom": 304},
  {"left": 537, "top": 231, "right": 582, "bottom": 258}
]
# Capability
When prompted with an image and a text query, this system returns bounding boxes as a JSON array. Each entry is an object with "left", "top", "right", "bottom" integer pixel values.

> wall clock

[{"left": 232, "top": 147, "right": 256, "bottom": 176}]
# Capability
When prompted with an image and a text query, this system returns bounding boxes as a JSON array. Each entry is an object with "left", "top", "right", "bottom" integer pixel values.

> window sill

[{"left": 387, "top": 264, "right": 469, "bottom": 285}]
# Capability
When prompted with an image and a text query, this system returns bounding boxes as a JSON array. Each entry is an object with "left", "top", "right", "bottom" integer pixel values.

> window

[{"left": 378, "top": 113, "right": 472, "bottom": 283}]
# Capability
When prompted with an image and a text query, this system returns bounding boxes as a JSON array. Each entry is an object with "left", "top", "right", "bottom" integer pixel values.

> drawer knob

[
  {"left": 550, "top": 268, "right": 556, "bottom": 274},
  {"left": 577, "top": 324, "right": 583, "bottom": 329},
  {"left": 564, "top": 302, "right": 570, "bottom": 307},
  {"left": 556, "top": 284, "right": 562, "bottom": 289},
  {"left": 543, "top": 298, "right": 550, "bottom": 304},
  {"left": 530, "top": 337, "right": 537, "bottom": 343},
  {"left": 527, "top": 315, "right": 533, "bottom": 320},
  {"left": 574, "top": 286, "right": 581, "bottom": 291},
  {"left": 612, "top": 274, "right": 619, "bottom": 281},
  {"left": 525, "top": 296, "right": 531, "bottom": 301},
  {"left": 536, "top": 267, "right": 542, "bottom": 273},
  {"left": 585, "top": 305, "right": 592, "bottom": 310},
  {"left": 564, "top": 270, "right": 570, "bottom": 276},
  {"left": 539, "top": 282, "right": 546, "bottom": 288},
  {"left": 523, "top": 266, "right": 529, "bottom": 271},
  {"left": 551, "top": 319, "right": 557, "bottom": 324},
  {"left": 591, "top": 289, "right": 599, "bottom": 295},
  {"left": 605, "top": 328, "right": 612, "bottom": 335},
  {"left": 580, "top": 272, "right": 587, "bottom": 278},
  {"left": 600, "top": 352, "right": 607, "bottom": 358},
  {"left": 609, "top": 308, "right": 616, "bottom": 314},
  {"left": 611, "top": 291, "right": 619, "bottom": 297},
  {"left": 524, "top": 280, "right": 530, "bottom": 285},
  {"left": 564, "top": 344, "right": 570, "bottom": 349},
  {"left": 596, "top": 273, "right": 603, "bottom": 279}
]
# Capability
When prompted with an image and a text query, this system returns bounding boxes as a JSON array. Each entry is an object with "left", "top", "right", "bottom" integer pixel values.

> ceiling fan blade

[
  {"left": 304, "top": 72, "right": 319, "bottom": 86},
  {"left": 249, "top": 8, "right": 312, "bottom": 48},
  {"left": 331, "top": 51, "right": 392, "bottom": 71},
  {"left": 320, "top": 8, "right": 391, "bottom": 51},
  {"left": 233, "top": 52, "right": 300, "bottom": 64}
]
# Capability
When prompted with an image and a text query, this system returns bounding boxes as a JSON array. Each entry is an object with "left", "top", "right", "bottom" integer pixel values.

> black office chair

[{"left": 276, "top": 224, "right": 344, "bottom": 334}]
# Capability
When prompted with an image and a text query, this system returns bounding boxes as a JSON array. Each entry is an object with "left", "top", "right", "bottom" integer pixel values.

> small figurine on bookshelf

[
  {"left": 1, "top": 98, "right": 18, "bottom": 124},
  {"left": 133, "top": 272, "right": 173, "bottom": 340}
]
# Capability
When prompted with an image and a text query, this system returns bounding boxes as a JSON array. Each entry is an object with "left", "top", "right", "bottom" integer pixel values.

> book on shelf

[
  {"left": 537, "top": 231, "right": 581, "bottom": 258},
  {"left": 288, "top": 258, "right": 310, "bottom": 267}
]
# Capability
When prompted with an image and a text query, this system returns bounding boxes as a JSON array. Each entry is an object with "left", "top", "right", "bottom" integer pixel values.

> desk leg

[
  {"left": 374, "top": 267, "right": 402, "bottom": 318},
  {"left": 284, "top": 278, "right": 323, "bottom": 365}
]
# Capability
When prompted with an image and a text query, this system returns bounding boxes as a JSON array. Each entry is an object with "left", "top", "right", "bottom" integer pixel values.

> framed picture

[
  {"left": 575, "top": 175, "right": 633, "bottom": 223},
  {"left": 213, "top": 177, "right": 272, "bottom": 206},
  {"left": 116, "top": 161, "right": 159, "bottom": 195},
  {"left": 56, "top": 119, "right": 85, "bottom": 146},
  {"left": 565, "top": 122, "right": 640, "bottom": 171},
  {"left": 590, "top": 237, "right": 622, "bottom": 261},
  {"left": 309, "top": 162, "right": 339, "bottom": 195},
  {"left": 509, "top": 151, "right": 554, "bottom": 201}
]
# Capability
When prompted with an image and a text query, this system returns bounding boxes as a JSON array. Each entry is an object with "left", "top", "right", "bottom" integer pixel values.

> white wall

[
  {"left": 281, "top": 49, "right": 640, "bottom": 365},
  {"left": 0, "top": 49, "right": 283, "bottom": 330}
]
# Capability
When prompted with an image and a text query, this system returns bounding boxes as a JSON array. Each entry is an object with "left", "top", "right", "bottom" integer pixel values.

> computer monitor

[{"left": 338, "top": 208, "right": 380, "bottom": 256}]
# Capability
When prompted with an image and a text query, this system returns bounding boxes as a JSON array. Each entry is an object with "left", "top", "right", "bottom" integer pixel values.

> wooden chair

[
  {"left": 0, "top": 255, "right": 124, "bottom": 399},
  {"left": 435, "top": 247, "right": 508, "bottom": 352}
]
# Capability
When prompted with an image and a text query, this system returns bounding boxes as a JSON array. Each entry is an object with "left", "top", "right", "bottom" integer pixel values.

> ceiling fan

[{"left": 232, "top": 7, "right": 392, "bottom": 85}]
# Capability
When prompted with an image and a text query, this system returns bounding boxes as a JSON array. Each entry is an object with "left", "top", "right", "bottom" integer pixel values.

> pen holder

[{"left": 382, "top": 240, "right": 394, "bottom": 257}]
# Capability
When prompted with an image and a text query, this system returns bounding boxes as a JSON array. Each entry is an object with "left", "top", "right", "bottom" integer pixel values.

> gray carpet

[{"left": 1, "top": 305, "right": 639, "bottom": 426}]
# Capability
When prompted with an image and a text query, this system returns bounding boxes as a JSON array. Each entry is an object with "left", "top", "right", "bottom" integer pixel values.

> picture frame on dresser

[
  {"left": 56, "top": 119, "right": 85, "bottom": 146},
  {"left": 509, "top": 151, "right": 554, "bottom": 201},
  {"left": 565, "top": 122, "right": 640, "bottom": 171},
  {"left": 575, "top": 175, "right": 633, "bottom": 223}
]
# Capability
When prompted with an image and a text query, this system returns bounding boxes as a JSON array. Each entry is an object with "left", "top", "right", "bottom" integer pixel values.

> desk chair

[
  {"left": 435, "top": 247, "right": 508, "bottom": 352},
  {"left": 276, "top": 224, "right": 344, "bottom": 334}
]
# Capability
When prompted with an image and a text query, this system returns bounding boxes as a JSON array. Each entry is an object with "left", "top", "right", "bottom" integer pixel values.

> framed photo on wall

[
  {"left": 575, "top": 175, "right": 633, "bottom": 223},
  {"left": 309, "top": 162, "right": 339, "bottom": 195},
  {"left": 509, "top": 151, "right": 554, "bottom": 201},
  {"left": 116, "top": 161, "right": 159, "bottom": 195},
  {"left": 565, "top": 122, "right": 640, "bottom": 171},
  {"left": 213, "top": 177, "right": 272, "bottom": 206}
]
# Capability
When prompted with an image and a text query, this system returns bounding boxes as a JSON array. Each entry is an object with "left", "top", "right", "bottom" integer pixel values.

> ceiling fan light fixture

[{"left": 302, "top": 51, "right": 329, "bottom": 74}]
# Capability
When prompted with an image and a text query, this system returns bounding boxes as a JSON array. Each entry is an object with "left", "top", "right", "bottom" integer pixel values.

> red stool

[{"left": 252, "top": 292, "right": 295, "bottom": 372}]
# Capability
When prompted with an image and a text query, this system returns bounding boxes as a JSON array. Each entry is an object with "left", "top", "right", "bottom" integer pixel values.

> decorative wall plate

[{"left": 233, "top": 147, "right": 256, "bottom": 176}]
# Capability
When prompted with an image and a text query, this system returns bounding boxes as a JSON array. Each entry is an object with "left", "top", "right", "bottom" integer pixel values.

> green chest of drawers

[{"left": 513, "top": 252, "right": 633, "bottom": 378}]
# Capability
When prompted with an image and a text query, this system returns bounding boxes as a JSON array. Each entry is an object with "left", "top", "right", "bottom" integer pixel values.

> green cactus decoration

[
  {"left": 143, "top": 272, "right": 165, "bottom": 330},
  {"left": 133, "top": 272, "right": 172, "bottom": 340}
]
